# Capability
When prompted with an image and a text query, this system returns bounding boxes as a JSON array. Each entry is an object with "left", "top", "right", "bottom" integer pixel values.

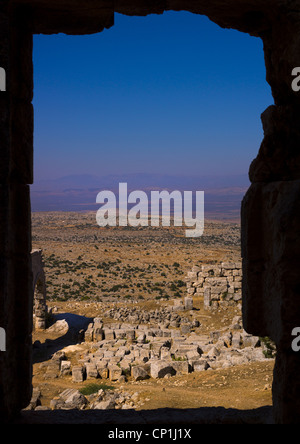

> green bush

[
  {"left": 171, "top": 355, "right": 187, "bottom": 362},
  {"left": 260, "top": 336, "right": 276, "bottom": 358},
  {"left": 79, "top": 383, "right": 115, "bottom": 396}
]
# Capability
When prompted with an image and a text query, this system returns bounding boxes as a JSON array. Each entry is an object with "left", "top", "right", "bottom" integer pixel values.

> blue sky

[{"left": 32, "top": 11, "right": 273, "bottom": 182}]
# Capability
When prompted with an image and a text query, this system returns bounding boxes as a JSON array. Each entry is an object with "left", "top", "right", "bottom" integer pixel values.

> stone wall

[{"left": 185, "top": 263, "right": 242, "bottom": 309}]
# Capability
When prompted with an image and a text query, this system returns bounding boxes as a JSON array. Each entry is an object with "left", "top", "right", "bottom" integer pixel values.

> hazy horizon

[
  {"left": 32, "top": 171, "right": 250, "bottom": 187},
  {"left": 30, "top": 171, "right": 248, "bottom": 218}
]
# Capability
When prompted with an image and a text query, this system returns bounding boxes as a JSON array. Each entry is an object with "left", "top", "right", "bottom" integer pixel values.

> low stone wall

[
  {"left": 185, "top": 262, "right": 242, "bottom": 309},
  {"left": 31, "top": 249, "right": 47, "bottom": 330}
]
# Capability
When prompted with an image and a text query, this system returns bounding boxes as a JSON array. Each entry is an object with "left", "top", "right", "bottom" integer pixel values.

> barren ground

[{"left": 30, "top": 212, "right": 274, "bottom": 413}]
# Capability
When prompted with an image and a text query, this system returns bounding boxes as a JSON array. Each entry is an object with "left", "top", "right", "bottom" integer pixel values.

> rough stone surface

[
  {"left": 31, "top": 250, "right": 47, "bottom": 330},
  {"left": 242, "top": 179, "right": 300, "bottom": 423},
  {"left": 50, "top": 389, "right": 87, "bottom": 410},
  {"left": 72, "top": 366, "right": 85, "bottom": 383},
  {"left": 185, "top": 263, "right": 242, "bottom": 308}
]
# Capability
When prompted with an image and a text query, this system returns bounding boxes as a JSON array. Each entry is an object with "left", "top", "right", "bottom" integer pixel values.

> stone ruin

[
  {"left": 30, "top": 304, "right": 272, "bottom": 413},
  {"left": 185, "top": 262, "right": 242, "bottom": 309},
  {"left": 31, "top": 250, "right": 47, "bottom": 331}
]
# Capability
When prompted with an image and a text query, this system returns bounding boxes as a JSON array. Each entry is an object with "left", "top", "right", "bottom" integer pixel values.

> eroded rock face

[
  {"left": 242, "top": 179, "right": 300, "bottom": 423},
  {"left": 1, "top": 0, "right": 300, "bottom": 423}
]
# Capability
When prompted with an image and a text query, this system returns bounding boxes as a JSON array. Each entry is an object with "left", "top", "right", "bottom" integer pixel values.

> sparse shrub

[
  {"left": 171, "top": 355, "right": 187, "bottom": 362},
  {"left": 79, "top": 383, "right": 114, "bottom": 396},
  {"left": 260, "top": 337, "right": 276, "bottom": 358}
]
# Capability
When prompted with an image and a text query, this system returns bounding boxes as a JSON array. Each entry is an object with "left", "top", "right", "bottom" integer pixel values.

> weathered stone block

[
  {"left": 203, "top": 286, "right": 211, "bottom": 308},
  {"left": 86, "top": 363, "right": 98, "bottom": 379},
  {"left": 171, "top": 360, "right": 190, "bottom": 374},
  {"left": 184, "top": 296, "right": 193, "bottom": 311},
  {"left": 97, "top": 364, "right": 109, "bottom": 379},
  {"left": 104, "top": 329, "right": 115, "bottom": 340},
  {"left": 108, "top": 365, "right": 122, "bottom": 381},
  {"left": 131, "top": 364, "right": 150, "bottom": 381},
  {"left": 181, "top": 324, "right": 191, "bottom": 335},
  {"left": 94, "top": 327, "right": 104, "bottom": 341},
  {"left": 193, "top": 360, "right": 209, "bottom": 372},
  {"left": 72, "top": 366, "right": 85, "bottom": 383},
  {"left": 60, "top": 360, "right": 71, "bottom": 376},
  {"left": 150, "top": 360, "right": 176, "bottom": 379}
]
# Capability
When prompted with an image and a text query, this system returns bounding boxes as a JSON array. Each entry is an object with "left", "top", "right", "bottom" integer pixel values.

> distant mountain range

[
  {"left": 31, "top": 172, "right": 250, "bottom": 192},
  {"left": 30, "top": 173, "right": 250, "bottom": 220}
]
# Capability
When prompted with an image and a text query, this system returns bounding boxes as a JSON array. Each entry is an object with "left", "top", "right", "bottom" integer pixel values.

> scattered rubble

[{"left": 30, "top": 308, "right": 275, "bottom": 411}]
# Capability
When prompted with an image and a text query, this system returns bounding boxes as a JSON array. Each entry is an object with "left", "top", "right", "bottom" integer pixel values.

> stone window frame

[{"left": 1, "top": 0, "right": 299, "bottom": 424}]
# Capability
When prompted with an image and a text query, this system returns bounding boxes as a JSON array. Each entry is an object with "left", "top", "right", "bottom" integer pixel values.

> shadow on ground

[
  {"left": 13, "top": 405, "right": 273, "bottom": 424},
  {"left": 33, "top": 313, "right": 93, "bottom": 364}
]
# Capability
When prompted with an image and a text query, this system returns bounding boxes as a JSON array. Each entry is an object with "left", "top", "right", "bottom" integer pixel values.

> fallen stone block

[
  {"left": 60, "top": 360, "right": 71, "bottom": 376},
  {"left": 94, "top": 399, "right": 115, "bottom": 410},
  {"left": 44, "top": 360, "right": 61, "bottom": 380},
  {"left": 115, "top": 329, "right": 127, "bottom": 339},
  {"left": 184, "top": 297, "right": 193, "bottom": 311},
  {"left": 126, "top": 330, "right": 136, "bottom": 341},
  {"left": 104, "top": 329, "right": 115, "bottom": 340},
  {"left": 131, "top": 364, "right": 150, "bottom": 381},
  {"left": 84, "top": 326, "right": 94, "bottom": 342},
  {"left": 193, "top": 359, "right": 210, "bottom": 372},
  {"left": 171, "top": 360, "right": 190, "bottom": 375},
  {"left": 94, "top": 327, "right": 104, "bottom": 341},
  {"left": 25, "top": 387, "right": 41, "bottom": 410},
  {"left": 58, "top": 388, "right": 87, "bottom": 409},
  {"left": 150, "top": 360, "right": 176, "bottom": 379},
  {"left": 97, "top": 363, "right": 109, "bottom": 379},
  {"left": 108, "top": 365, "right": 123, "bottom": 381},
  {"left": 242, "top": 333, "right": 260, "bottom": 348},
  {"left": 47, "top": 319, "right": 69, "bottom": 334},
  {"left": 86, "top": 363, "right": 98, "bottom": 379},
  {"left": 181, "top": 324, "right": 191, "bottom": 335},
  {"left": 72, "top": 365, "right": 85, "bottom": 383}
]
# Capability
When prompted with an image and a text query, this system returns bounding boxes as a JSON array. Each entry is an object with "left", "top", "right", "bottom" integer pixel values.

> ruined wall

[
  {"left": 185, "top": 263, "right": 242, "bottom": 309},
  {"left": 31, "top": 249, "right": 47, "bottom": 330}
]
